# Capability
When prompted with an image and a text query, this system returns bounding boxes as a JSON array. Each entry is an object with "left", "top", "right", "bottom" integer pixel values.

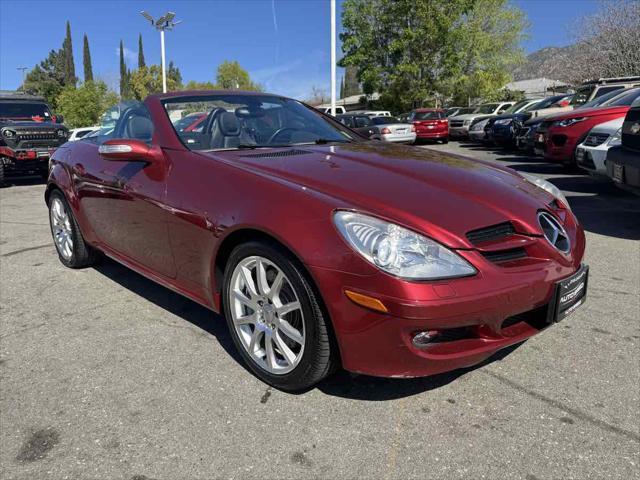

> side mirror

[
  {"left": 498, "top": 110, "right": 506, "bottom": 114},
  {"left": 98, "top": 139, "right": 162, "bottom": 164},
  {"left": 55, "top": 114, "right": 64, "bottom": 124}
]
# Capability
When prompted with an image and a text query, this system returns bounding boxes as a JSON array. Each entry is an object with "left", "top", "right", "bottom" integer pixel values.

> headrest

[
  {"left": 218, "top": 111, "right": 240, "bottom": 136},
  {"left": 129, "top": 115, "right": 153, "bottom": 140},
  {"left": 235, "top": 106, "right": 266, "bottom": 118}
]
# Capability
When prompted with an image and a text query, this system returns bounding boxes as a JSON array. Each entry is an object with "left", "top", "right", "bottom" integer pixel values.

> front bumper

[
  {"left": 575, "top": 143, "right": 609, "bottom": 176},
  {"left": 308, "top": 238, "right": 585, "bottom": 378},
  {"left": 492, "top": 125, "right": 515, "bottom": 145},
  {"left": 449, "top": 126, "right": 469, "bottom": 138},
  {"left": 606, "top": 146, "right": 640, "bottom": 194},
  {"left": 0, "top": 147, "right": 52, "bottom": 176},
  {"left": 468, "top": 130, "right": 487, "bottom": 142}
]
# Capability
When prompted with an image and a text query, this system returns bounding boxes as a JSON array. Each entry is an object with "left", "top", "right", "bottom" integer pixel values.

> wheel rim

[
  {"left": 228, "top": 256, "right": 305, "bottom": 375},
  {"left": 50, "top": 197, "right": 74, "bottom": 260}
]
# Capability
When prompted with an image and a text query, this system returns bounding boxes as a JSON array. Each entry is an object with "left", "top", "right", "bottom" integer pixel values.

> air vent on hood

[
  {"left": 239, "top": 149, "right": 311, "bottom": 159},
  {"left": 466, "top": 222, "right": 515, "bottom": 245}
]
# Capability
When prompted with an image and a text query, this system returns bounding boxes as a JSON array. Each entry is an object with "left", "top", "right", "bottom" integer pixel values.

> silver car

[{"left": 368, "top": 116, "right": 417, "bottom": 143}]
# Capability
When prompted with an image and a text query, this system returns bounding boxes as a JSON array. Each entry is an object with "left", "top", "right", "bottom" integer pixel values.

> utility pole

[
  {"left": 330, "top": 0, "right": 336, "bottom": 116},
  {"left": 140, "top": 11, "right": 182, "bottom": 93}
]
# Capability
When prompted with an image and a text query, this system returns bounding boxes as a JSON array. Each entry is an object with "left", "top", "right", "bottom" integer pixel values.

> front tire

[
  {"left": 48, "top": 190, "right": 97, "bottom": 268},
  {"left": 222, "top": 241, "right": 335, "bottom": 391}
]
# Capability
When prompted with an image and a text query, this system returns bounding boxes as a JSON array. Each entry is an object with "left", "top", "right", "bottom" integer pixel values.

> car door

[{"left": 73, "top": 102, "right": 176, "bottom": 278}]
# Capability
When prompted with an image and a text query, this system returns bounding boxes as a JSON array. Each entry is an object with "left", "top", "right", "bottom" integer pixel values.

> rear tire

[
  {"left": 48, "top": 190, "right": 98, "bottom": 268},
  {"left": 222, "top": 240, "right": 336, "bottom": 391},
  {"left": 441, "top": 138, "right": 449, "bottom": 144},
  {"left": 0, "top": 162, "right": 5, "bottom": 188}
]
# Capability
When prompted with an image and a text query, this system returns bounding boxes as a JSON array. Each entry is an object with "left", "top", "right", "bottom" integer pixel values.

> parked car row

[{"left": 453, "top": 77, "right": 640, "bottom": 194}]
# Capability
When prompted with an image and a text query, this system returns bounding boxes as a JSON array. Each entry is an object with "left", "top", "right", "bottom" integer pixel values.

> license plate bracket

[{"left": 547, "top": 264, "right": 589, "bottom": 323}]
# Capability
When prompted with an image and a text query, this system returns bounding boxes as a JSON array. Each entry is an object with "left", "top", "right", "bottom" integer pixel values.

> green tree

[
  {"left": 339, "top": 0, "right": 526, "bottom": 111},
  {"left": 167, "top": 61, "right": 183, "bottom": 88},
  {"left": 138, "top": 33, "right": 146, "bottom": 69},
  {"left": 56, "top": 80, "right": 118, "bottom": 128},
  {"left": 184, "top": 80, "right": 217, "bottom": 90},
  {"left": 119, "top": 40, "right": 131, "bottom": 98},
  {"left": 343, "top": 65, "right": 361, "bottom": 97},
  {"left": 129, "top": 65, "right": 180, "bottom": 100},
  {"left": 22, "top": 49, "right": 67, "bottom": 108},
  {"left": 437, "top": 0, "right": 527, "bottom": 105},
  {"left": 83, "top": 34, "right": 93, "bottom": 82},
  {"left": 215, "top": 60, "right": 262, "bottom": 91},
  {"left": 62, "top": 21, "right": 76, "bottom": 86}
]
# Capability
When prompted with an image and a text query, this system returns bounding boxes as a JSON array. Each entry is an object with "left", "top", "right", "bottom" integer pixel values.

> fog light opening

[{"left": 412, "top": 330, "right": 440, "bottom": 348}]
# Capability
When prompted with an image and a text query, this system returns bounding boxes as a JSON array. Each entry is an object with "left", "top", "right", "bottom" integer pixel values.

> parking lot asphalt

[{"left": 1, "top": 141, "right": 639, "bottom": 480}]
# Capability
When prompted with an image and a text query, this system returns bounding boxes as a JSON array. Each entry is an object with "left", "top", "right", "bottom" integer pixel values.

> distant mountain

[{"left": 511, "top": 46, "right": 579, "bottom": 83}]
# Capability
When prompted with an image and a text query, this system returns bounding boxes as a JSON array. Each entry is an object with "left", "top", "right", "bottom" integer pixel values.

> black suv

[
  {"left": 0, "top": 92, "right": 68, "bottom": 185},
  {"left": 606, "top": 99, "right": 640, "bottom": 195}
]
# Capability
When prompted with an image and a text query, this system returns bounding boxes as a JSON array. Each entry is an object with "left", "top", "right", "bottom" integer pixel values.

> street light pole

[
  {"left": 17, "top": 67, "right": 27, "bottom": 90},
  {"left": 160, "top": 29, "right": 166, "bottom": 93},
  {"left": 140, "top": 11, "right": 181, "bottom": 94},
  {"left": 330, "top": 0, "right": 336, "bottom": 116}
]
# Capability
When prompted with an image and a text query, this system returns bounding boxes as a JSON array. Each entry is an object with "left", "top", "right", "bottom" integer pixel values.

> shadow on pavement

[
  {"left": 92, "top": 257, "right": 524, "bottom": 400},
  {"left": 316, "top": 343, "right": 522, "bottom": 401},
  {"left": 93, "top": 258, "right": 242, "bottom": 366}
]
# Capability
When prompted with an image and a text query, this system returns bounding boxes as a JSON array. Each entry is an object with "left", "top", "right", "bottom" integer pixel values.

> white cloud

[{"left": 114, "top": 46, "right": 137, "bottom": 65}]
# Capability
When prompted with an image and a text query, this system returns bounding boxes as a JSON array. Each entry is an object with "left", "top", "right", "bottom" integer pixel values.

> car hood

[
  {"left": 545, "top": 105, "right": 630, "bottom": 122},
  {"left": 0, "top": 120, "right": 59, "bottom": 128},
  {"left": 203, "top": 143, "right": 556, "bottom": 248},
  {"left": 590, "top": 117, "right": 625, "bottom": 134}
]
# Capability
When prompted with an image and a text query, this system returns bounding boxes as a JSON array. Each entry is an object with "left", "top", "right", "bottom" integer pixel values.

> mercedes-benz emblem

[{"left": 538, "top": 211, "right": 570, "bottom": 253}]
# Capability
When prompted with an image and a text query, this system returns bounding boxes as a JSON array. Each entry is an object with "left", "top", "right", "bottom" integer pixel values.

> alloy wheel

[
  {"left": 228, "top": 255, "right": 305, "bottom": 375},
  {"left": 50, "top": 197, "right": 74, "bottom": 260}
]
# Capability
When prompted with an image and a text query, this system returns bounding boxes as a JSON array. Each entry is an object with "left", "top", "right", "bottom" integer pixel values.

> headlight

[
  {"left": 470, "top": 121, "right": 485, "bottom": 131},
  {"left": 554, "top": 117, "right": 587, "bottom": 127},
  {"left": 2, "top": 129, "right": 15, "bottom": 138},
  {"left": 520, "top": 173, "right": 570, "bottom": 210},
  {"left": 57, "top": 129, "right": 67, "bottom": 138},
  {"left": 333, "top": 211, "right": 477, "bottom": 280},
  {"left": 494, "top": 118, "right": 512, "bottom": 126},
  {"left": 608, "top": 127, "right": 622, "bottom": 146},
  {"left": 463, "top": 120, "right": 471, "bottom": 126}
]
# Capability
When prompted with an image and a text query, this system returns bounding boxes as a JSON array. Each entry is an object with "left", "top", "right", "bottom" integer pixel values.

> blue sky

[{"left": 0, "top": 0, "right": 602, "bottom": 99}]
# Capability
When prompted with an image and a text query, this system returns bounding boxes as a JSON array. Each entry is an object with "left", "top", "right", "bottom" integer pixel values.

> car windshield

[
  {"left": 579, "top": 88, "right": 629, "bottom": 108},
  {"left": 530, "top": 95, "right": 565, "bottom": 110},
  {"left": 371, "top": 116, "right": 401, "bottom": 125},
  {"left": 163, "top": 94, "right": 356, "bottom": 151},
  {"left": 413, "top": 111, "right": 439, "bottom": 120},
  {"left": 0, "top": 101, "right": 52, "bottom": 120},
  {"left": 475, "top": 104, "right": 499, "bottom": 114},
  {"left": 604, "top": 88, "right": 640, "bottom": 107},
  {"left": 503, "top": 101, "right": 530, "bottom": 114}
]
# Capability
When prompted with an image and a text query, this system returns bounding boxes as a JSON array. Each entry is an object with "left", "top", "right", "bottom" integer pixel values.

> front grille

[
  {"left": 481, "top": 248, "right": 527, "bottom": 263},
  {"left": 584, "top": 132, "right": 609, "bottom": 147},
  {"left": 450, "top": 120, "right": 464, "bottom": 128},
  {"left": 17, "top": 132, "right": 57, "bottom": 141},
  {"left": 240, "top": 149, "right": 311, "bottom": 159},
  {"left": 466, "top": 222, "right": 515, "bottom": 245}
]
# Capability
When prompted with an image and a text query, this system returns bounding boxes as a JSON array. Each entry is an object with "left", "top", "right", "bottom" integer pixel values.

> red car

[
  {"left": 536, "top": 87, "right": 640, "bottom": 165},
  {"left": 46, "top": 91, "right": 588, "bottom": 391},
  {"left": 407, "top": 108, "right": 448, "bottom": 143}
]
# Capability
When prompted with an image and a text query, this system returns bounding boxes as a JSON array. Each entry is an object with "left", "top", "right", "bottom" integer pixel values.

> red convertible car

[{"left": 46, "top": 91, "right": 588, "bottom": 391}]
